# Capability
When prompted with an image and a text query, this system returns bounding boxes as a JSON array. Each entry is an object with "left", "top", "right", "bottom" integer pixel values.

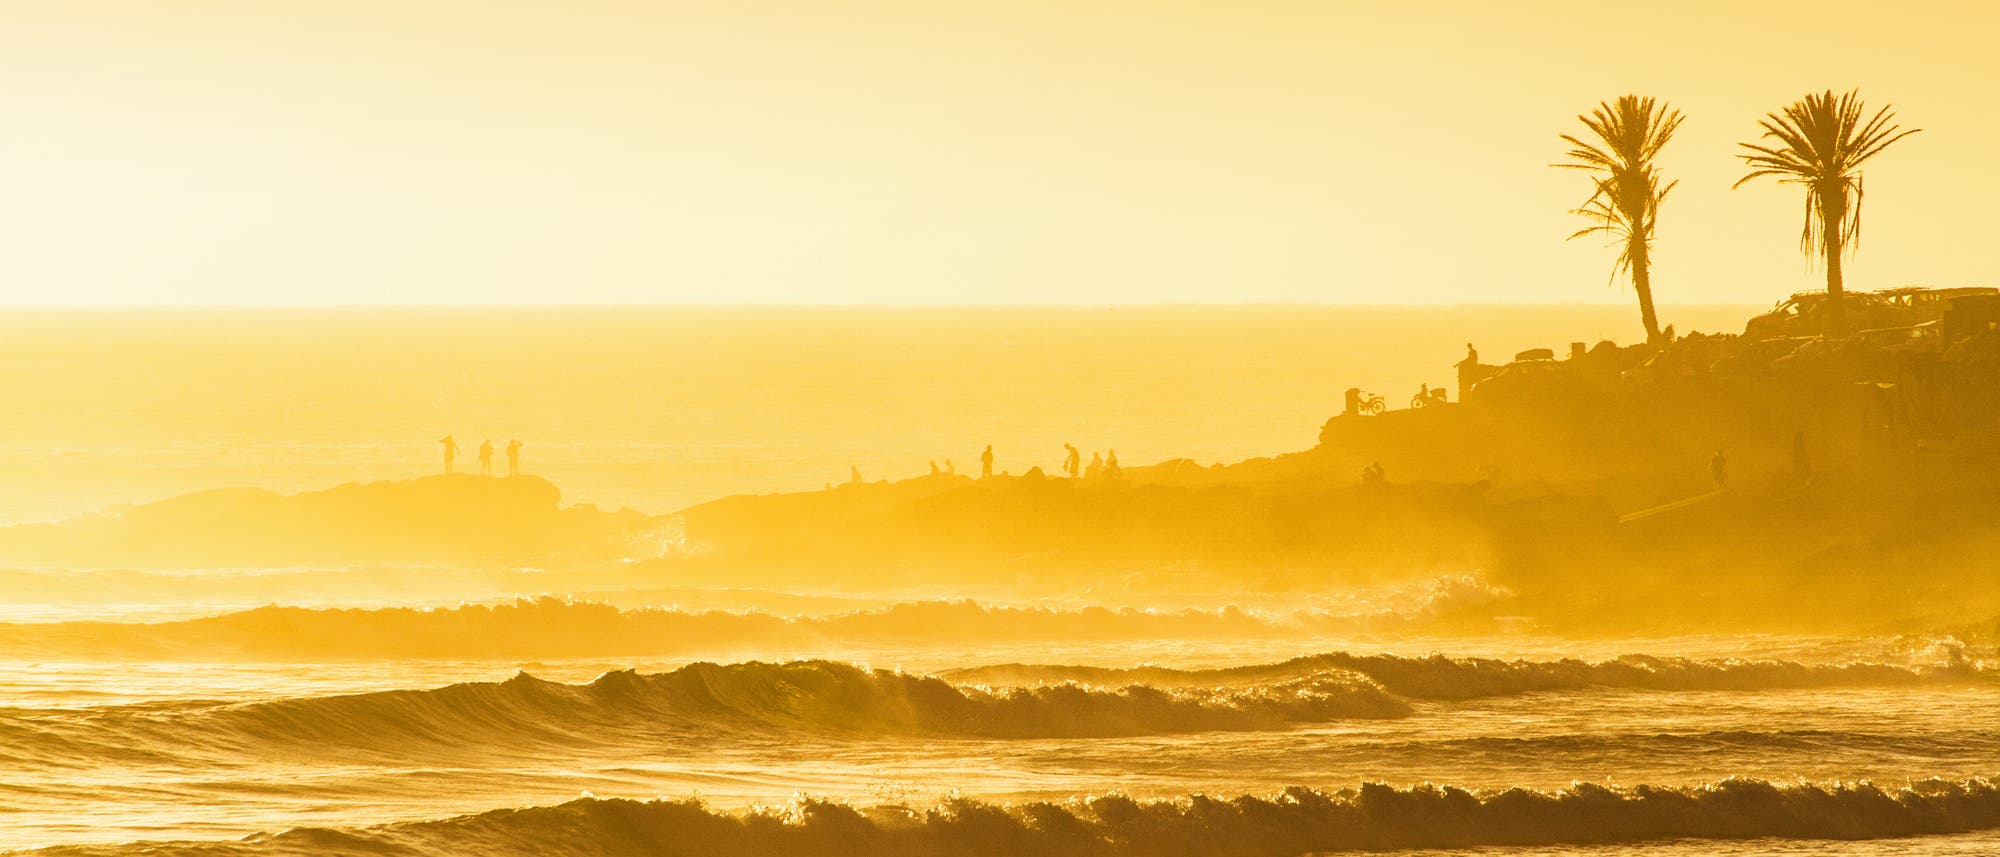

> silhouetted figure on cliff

[
  {"left": 930, "top": 460, "right": 941, "bottom": 476},
  {"left": 1345, "top": 387, "right": 1363, "bottom": 416},
  {"left": 505, "top": 439, "right": 522, "bottom": 476},
  {"left": 945, "top": 458, "right": 956, "bottom": 476},
  {"left": 1063, "top": 444, "right": 1081, "bottom": 478},
  {"left": 1456, "top": 344, "right": 1483, "bottom": 402},
  {"left": 981, "top": 445, "right": 995, "bottom": 479},
  {"left": 1086, "top": 451, "right": 1103, "bottom": 478},
  {"left": 478, "top": 439, "right": 495, "bottom": 476},
  {"left": 1711, "top": 450, "right": 1728, "bottom": 488},
  {"left": 439, "top": 436, "right": 459, "bottom": 474},
  {"left": 1104, "top": 449, "right": 1121, "bottom": 478},
  {"left": 850, "top": 465, "right": 864, "bottom": 485}
]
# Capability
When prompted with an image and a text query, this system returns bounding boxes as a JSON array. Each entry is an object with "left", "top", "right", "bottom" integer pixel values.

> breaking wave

[
  {"left": 0, "top": 661, "right": 1406, "bottom": 767},
  {"left": 947, "top": 651, "right": 1988, "bottom": 698},
  {"left": 29, "top": 778, "right": 2000, "bottom": 856},
  {"left": 6, "top": 649, "right": 1982, "bottom": 772}
]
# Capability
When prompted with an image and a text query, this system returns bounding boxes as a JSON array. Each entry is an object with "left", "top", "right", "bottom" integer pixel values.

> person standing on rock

[
  {"left": 478, "top": 439, "right": 495, "bottom": 476},
  {"left": 980, "top": 445, "right": 995, "bottom": 479},
  {"left": 506, "top": 439, "right": 523, "bottom": 476},
  {"left": 1063, "top": 444, "right": 1081, "bottom": 478},
  {"left": 439, "top": 435, "right": 459, "bottom": 475}
]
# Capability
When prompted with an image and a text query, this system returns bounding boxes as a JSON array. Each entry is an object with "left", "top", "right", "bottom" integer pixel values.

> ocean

[{"left": 8, "top": 303, "right": 1997, "bottom": 856}]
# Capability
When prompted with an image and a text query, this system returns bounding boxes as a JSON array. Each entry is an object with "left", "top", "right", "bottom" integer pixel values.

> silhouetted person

[
  {"left": 850, "top": 465, "right": 863, "bottom": 485},
  {"left": 980, "top": 445, "right": 994, "bottom": 479},
  {"left": 1792, "top": 432, "right": 1811, "bottom": 481},
  {"left": 1344, "top": 386, "right": 1363, "bottom": 416},
  {"left": 1456, "top": 344, "right": 1483, "bottom": 402},
  {"left": 1086, "top": 451, "right": 1103, "bottom": 478},
  {"left": 1063, "top": 444, "right": 1081, "bottom": 478},
  {"left": 439, "top": 435, "right": 459, "bottom": 474},
  {"left": 505, "top": 439, "right": 522, "bottom": 476},
  {"left": 945, "top": 459, "right": 956, "bottom": 476},
  {"left": 930, "top": 460, "right": 941, "bottom": 476},
  {"left": 1711, "top": 450, "right": 1728, "bottom": 488},
  {"left": 1104, "top": 449, "right": 1121, "bottom": 477},
  {"left": 1362, "top": 461, "right": 1385, "bottom": 484},
  {"left": 477, "top": 439, "right": 494, "bottom": 476}
]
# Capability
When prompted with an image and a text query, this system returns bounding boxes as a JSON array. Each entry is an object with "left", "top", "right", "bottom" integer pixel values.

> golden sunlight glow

[
  {"left": 10, "top": 5, "right": 2000, "bottom": 856},
  {"left": 0, "top": 1, "right": 1993, "bottom": 306}
]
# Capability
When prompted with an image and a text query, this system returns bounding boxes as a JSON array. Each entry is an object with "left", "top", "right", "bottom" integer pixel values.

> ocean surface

[{"left": 9, "top": 304, "right": 1999, "bottom": 856}]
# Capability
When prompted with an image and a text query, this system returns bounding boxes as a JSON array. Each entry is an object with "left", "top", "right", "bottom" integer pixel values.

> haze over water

[{"left": 0, "top": 304, "right": 1754, "bottom": 523}]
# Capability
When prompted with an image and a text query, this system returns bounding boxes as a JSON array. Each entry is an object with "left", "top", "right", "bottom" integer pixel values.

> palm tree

[
  {"left": 1557, "top": 94, "right": 1684, "bottom": 344},
  {"left": 1735, "top": 90, "right": 1919, "bottom": 335}
]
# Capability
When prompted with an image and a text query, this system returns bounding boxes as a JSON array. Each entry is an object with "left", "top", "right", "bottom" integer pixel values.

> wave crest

[
  {"left": 948, "top": 651, "right": 1985, "bottom": 698},
  {"left": 42, "top": 777, "right": 2000, "bottom": 855},
  {"left": 11, "top": 661, "right": 1407, "bottom": 764}
]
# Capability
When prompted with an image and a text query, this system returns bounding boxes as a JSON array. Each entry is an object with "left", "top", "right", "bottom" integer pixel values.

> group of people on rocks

[
  {"left": 438, "top": 436, "right": 523, "bottom": 477},
  {"left": 1058, "top": 443, "right": 1120, "bottom": 479},
  {"left": 850, "top": 444, "right": 1125, "bottom": 486}
]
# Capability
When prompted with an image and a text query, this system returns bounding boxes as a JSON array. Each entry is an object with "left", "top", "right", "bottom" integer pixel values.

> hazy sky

[{"left": 0, "top": 1, "right": 1992, "bottom": 307}]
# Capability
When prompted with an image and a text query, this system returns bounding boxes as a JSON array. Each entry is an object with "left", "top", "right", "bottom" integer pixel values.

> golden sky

[{"left": 0, "top": 1, "right": 1990, "bottom": 306}]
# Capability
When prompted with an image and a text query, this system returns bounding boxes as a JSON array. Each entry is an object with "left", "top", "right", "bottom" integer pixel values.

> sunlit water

[{"left": 2, "top": 632, "right": 1995, "bottom": 852}]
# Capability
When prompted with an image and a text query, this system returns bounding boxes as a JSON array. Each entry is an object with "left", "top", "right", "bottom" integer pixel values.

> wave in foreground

[
  {"left": 28, "top": 778, "right": 2000, "bottom": 856},
  {"left": 6, "top": 651, "right": 1983, "bottom": 770},
  {"left": 0, "top": 661, "right": 1406, "bottom": 767}
]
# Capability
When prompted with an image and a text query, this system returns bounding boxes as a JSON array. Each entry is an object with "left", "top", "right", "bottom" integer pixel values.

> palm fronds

[
  {"left": 1555, "top": 95, "right": 1682, "bottom": 285},
  {"left": 1734, "top": 89, "right": 1919, "bottom": 262}
]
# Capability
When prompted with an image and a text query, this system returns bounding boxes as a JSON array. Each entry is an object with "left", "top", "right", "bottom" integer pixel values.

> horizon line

[{"left": 0, "top": 299, "right": 1769, "bottom": 311}]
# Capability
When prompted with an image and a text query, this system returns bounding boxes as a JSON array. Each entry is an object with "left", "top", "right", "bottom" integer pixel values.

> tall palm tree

[
  {"left": 1735, "top": 90, "right": 1919, "bottom": 335},
  {"left": 1557, "top": 94, "right": 1684, "bottom": 344}
]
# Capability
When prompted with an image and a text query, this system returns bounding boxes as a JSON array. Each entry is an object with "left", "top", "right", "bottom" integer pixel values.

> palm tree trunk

[
  {"left": 1629, "top": 235, "right": 1662, "bottom": 343},
  {"left": 1820, "top": 191, "right": 1848, "bottom": 336}
]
